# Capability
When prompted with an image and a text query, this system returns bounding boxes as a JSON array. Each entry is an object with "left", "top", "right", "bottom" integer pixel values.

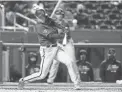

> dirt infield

[{"left": 0, "top": 82, "right": 122, "bottom": 92}]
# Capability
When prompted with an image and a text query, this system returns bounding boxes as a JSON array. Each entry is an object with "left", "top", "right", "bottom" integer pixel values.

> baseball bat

[
  {"left": 50, "top": 0, "right": 67, "bottom": 45},
  {"left": 50, "top": 0, "right": 67, "bottom": 46},
  {"left": 50, "top": 0, "right": 62, "bottom": 18}
]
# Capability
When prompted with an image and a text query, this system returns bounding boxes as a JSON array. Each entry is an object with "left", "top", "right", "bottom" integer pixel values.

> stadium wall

[
  {"left": 1, "top": 30, "right": 122, "bottom": 43},
  {"left": 0, "top": 30, "right": 122, "bottom": 81}
]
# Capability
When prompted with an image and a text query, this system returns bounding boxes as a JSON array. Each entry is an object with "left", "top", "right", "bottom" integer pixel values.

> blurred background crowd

[{"left": 0, "top": 1, "right": 122, "bottom": 30}]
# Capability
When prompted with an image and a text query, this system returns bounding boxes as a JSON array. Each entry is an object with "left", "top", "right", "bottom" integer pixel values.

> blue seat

[
  {"left": 97, "top": 9, "right": 104, "bottom": 14},
  {"left": 119, "top": 20, "right": 122, "bottom": 25},
  {"left": 111, "top": 20, "right": 120, "bottom": 26},
  {"left": 111, "top": 9, "right": 120, "bottom": 14},
  {"left": 108, "top": 13, "right": 120, "bottom": 20},
  {"left": 84, "top": 25, "right": 92, "bottom": 29},
  {"left": 85, "top": 2, "right": 96, "bottom": 10},
  {"left": 117, "top": 3, "right": 122, "bottom": 10},
  {"left": 90, "top": 19, "right": 97, "bottom": 25},
  {"left": 104, "top": 19, "right": 112, "bottom": 25},
  {"left": 100, "top": 3, "right": 112, "bottom": 10},
  {"left": 116, "top": 24, "right": 122, "bottom": 29},
  {"left": 99, "top": 23, "right": 111, "bottom": 29},
  {"left": 96, "top": 19, "right": 104, "bottom": 25},
  {"left": 92, "top": 13, "right": 104, "bottom": 19}
]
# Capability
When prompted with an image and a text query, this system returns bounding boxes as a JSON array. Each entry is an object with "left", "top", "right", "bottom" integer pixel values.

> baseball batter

[
  {"left": 18, "top": 6, "right": 80, "bottom": 90},
  {"left": 47, "top": 8, "right": 80, "bottom": 84}
]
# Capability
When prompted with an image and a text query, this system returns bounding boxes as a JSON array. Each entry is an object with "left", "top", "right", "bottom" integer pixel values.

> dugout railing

[
  {"left": 0, "top": 4, "right": 5, "bottom": 31},
  {"left": 0, "top": 42, "right": 122, "bottom": 82},
  {"left": 0, "top": 12, "right": 36, "bottom": 32},
  {"left": 0, "top": 4, "right": 30, "bottom": 32}
]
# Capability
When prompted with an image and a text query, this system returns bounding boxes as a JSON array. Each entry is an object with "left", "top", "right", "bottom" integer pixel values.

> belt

[{"left": 46, "top": 44, "right": 57, "bottom": 47}]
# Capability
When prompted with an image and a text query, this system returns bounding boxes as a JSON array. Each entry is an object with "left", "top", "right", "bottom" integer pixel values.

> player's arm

[
  {"left": 46, "top": 17, "right": 68, "bottom": 39},
  {"left": 34, "top": 23, "right": 65, "bottom": 39},
  {"left": 47, "top": 16, "right": 70, "bottom": 36},
  {"left": 46, "top": 16, "right": 65, "bottom": 30},
  {"left": 47, "top": 31, "right": 65, "bottom": 39}
]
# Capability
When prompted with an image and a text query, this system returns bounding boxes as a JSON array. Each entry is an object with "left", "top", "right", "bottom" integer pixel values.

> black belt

[{"left": 46, "top": 44, "right": 57, "bottom": 47}]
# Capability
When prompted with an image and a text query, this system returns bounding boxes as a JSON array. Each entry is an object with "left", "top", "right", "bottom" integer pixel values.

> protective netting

[{"left": 0, "top": 82, "right": 122, "bottom": 92}]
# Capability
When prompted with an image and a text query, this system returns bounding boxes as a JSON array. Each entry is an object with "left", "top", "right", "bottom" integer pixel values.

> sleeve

[
  {"left": 35, "top": 23, "right": 64, "bottom": 39},
  {"left": 54, "top": 22, "right": 66, "bottom": 31},
  {"left": 34, "top": 24, "right": 50, "bottom": 37},
  {"left": 46, "top": 17, "right": 57, "bottom": 27},
  {"left": 48, "top": 20, "right": 69, "bottom": 39},
  {"left": 46, "top": 16, "right": 64, "bottom": 30},
  {"left": 48, "top": 32, "right": 65, "bottom": 39},
  {"left": 99, "top": 61, "right": 106, "bottom": 82}
]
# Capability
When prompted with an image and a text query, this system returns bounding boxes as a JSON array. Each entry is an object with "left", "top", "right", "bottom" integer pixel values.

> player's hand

[
  {"left": 57, "top": 42, "right": 64, "bottom": 50},
  {"left": 63, "top": 27, "right": 69, "bottom": 34}
]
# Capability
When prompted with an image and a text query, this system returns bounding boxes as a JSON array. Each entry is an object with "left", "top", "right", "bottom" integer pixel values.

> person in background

[
  {"left": 10, "top": 64, "right": 21, "bottom": 82},
  {"left": 28, "top": 2, "right": 44, "bottom": 19},
  {"left": 26, "top": 52, "right": 39, "bottom": 76},
  {"left": 26, "top": 52, "right": 48, "bottom": 83},
  {"left": 65, "top": 8, "right": 77, "bottom": 31},
  {"left": 77, "top": 49, "right": 94, "bottom": 82},
  {"left": 74, "top": 4, "right": 90, "bottom": 28},
  {"left": 5, "top": 1, "right": 27, "bottom": 26},
  {"left": 4, "top": 2, "right": 15, "bottom": 26},
  {"left": 100, "top": 48, "right": 122, "bottom": 82}
]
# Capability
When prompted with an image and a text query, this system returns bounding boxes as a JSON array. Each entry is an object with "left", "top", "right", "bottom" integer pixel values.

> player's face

[
  {"left": 30, "top": 56, "right": 37, "bottom": 65},
  {"left": 80, "top": 54, "right": 86, "bottom": 61},
  {"left": 30, "top": 57, "right": 36, "bottom": 62},
  {"left": 36, "top": 9, "right": 45, "bottom": 19},
  {"left": 55, "top": 14, "right": 63, "bottom": 20},
  {"left": 108, "top": 51, "right": 116, "bottom": 59}
]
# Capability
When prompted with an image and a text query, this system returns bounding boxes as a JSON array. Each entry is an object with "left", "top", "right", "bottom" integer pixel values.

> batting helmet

[
  {"left": 36, "top": 7, "right": 46, "bottom": 16},
  {"left": 31, "top": 3, "right": 46, "bottom": 17}
]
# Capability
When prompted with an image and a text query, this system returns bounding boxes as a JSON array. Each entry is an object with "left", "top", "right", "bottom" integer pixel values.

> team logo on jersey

[
  {"left": 43, "top": 29, "right": 48, "bottom": 33},
  {"left": 42, "top": 29, "right": 49, "bottom": 36},
  {"left": 30, "top": 67, "right": 40, "bottom": 74},
  {"left": 79, "top": 65, "right": 90, "bottom": 74},
  {"left": 107, "top": 64, "right": 119, "bottom": 72}
]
